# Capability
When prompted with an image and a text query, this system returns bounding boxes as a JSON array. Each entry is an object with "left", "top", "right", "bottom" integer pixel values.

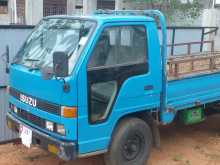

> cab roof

[{"left": 45, "top": 14, "right": 155, "bottom": 23}]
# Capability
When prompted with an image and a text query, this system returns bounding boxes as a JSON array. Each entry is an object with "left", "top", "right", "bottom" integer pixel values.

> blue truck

[{"left": 5, "top": 10, "right": 220, "bottom": 165}]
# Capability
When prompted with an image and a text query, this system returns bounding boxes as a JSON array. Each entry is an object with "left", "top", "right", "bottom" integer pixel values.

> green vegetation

[{"left": 125, "top": 0, "right": 203, "bottom": 24}]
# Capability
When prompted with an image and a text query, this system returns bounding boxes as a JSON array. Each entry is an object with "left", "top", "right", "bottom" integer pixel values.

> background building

[
  {"left": 0, "top": 0, "right": 116, "bottom": 25},
  {"left": 0, "top": 0, "right": 217, "bottom": 26},
  {"left": 0, "top": 0, "right": 10, "bottom": 24}
]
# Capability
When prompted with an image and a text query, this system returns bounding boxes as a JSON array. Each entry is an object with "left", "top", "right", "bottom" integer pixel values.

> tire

[{"left": 104, "top": 117, "right": 152, "bottom": 165}]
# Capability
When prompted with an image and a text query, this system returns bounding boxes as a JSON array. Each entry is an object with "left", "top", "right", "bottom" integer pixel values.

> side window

[
  {"left": 87, "top": 25, "right": 148, "bottom": 123},
  {"left": 88, "top": 26, "right": 147, "bottom": 67}
]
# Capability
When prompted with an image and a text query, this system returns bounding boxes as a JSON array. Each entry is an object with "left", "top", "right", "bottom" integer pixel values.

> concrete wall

[
  {"left": 67, "top": 0, "right": 76, "bottom": 15},
  {"left": 67, "top": 0, "right": 84, "bottom": 15},
  {"left": 83, "top": 0, "right": 97, "bottom": 15},
  {"left": 25, "top": 0, "right": 43, "bottom": 25},
  {"left": 25, "top": 0, "right": 84, "bottom": 24},
  {"left": 202, "top": 9, "right": 220, "bottom": 50},
  {"left": 0, "top": 14, "right": 10, "bottom": 24},
  {"left": 115, "top": 0, "right": 150, "bottom": 10}
]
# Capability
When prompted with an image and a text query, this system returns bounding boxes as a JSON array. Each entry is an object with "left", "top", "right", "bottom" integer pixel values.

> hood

[{"left": 9, "top": 64, "right": 77, "bottom": 106}]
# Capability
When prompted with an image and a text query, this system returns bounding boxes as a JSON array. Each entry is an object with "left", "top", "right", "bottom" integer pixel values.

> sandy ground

[{"left": 0, "top": 115, "right": 220, "bottom": 165}]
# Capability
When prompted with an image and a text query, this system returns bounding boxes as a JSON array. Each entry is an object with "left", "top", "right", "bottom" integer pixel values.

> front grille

[
  {"left": 9, "top": 87, "right": 61, "bottom": 115},
  {"left": 9, "top": 103, "right": 46, "bottom": 129},
  {"left": 9, "top": 103, "right": 65, "bottom": 136}
]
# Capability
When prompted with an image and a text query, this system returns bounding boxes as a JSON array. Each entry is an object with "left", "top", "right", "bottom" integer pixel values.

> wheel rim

[{"left": 122, "top": 134, "right": 143, "bottom": 161}]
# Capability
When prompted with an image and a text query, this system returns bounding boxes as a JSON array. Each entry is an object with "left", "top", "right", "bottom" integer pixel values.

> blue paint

[{"left": 7, "top": 10, "right": 220, "bottom": 157}]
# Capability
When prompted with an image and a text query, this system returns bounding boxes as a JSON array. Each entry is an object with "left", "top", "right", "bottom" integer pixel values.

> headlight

[
  {"left": 45, "top": 121, "right": 54, "bottom": 131},
  {"left": 56, "top": 124, "right": 65, "bottom": 135},
  {"left": 10, "top": 104, "right": 18, "bottom": 114},
  {"left": 14, "top": 106, "right": 18, "bottom": 114}
]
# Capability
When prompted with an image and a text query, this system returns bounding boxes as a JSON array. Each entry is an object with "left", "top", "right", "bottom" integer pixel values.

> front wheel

[{"left": 104, "top": 117, "right": 152, "bottom": 165}]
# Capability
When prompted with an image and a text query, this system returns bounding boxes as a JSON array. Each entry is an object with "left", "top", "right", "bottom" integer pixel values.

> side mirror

[
  {"left": 53, "top": 51, "right": 69, "bottom": 78},
  {"left": 5, "top": 45, "right": 10, "bottom": 74}
]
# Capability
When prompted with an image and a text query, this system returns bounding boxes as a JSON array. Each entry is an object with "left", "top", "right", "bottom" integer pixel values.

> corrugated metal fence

[
  {"left": 0, "top": 25, "right": 217, "bottom": 143},
  {"left": 0, "top": 88, "right": 13, "bottom": 143},
  {"left": 0, "top": 25, "right": 34, "bottom": 143}
]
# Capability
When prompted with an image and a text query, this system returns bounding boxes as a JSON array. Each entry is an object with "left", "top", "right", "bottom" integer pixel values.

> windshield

[{"left": 14, "top": 18, "right": 95, "bottom": 73}]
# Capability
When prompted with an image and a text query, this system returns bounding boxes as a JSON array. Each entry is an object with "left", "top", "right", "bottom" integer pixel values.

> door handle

[{"left": 144, "top": 85, "right": 154, "bottom": 91}]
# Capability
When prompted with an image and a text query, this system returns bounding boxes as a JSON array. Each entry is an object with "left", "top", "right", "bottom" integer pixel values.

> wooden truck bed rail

[{"left": 167, "top": 41, "right": 220, "bottom": 80}]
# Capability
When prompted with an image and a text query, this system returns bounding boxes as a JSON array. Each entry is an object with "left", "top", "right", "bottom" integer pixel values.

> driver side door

[{"left": 77, "top": 22, "right": 150, "bottom": 155}]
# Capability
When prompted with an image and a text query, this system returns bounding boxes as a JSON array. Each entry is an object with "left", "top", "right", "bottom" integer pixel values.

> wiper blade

[
  {"left": 28, "top": 67, "right": 40, "bottom": 71},
  {"left": 25, "top": 58, "right": 40, "bottom": 62}
]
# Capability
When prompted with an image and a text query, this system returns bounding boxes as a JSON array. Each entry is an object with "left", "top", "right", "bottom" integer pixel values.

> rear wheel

[{"left": 104, "top": 117, "right": 152, "bottom": 165}]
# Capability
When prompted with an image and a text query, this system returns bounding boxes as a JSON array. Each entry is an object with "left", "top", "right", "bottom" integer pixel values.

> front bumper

[{"left": 6, "top": 113, "right": 77, "bottom": 161}]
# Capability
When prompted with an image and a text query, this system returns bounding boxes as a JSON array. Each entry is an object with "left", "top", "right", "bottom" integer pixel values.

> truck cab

[{"left": 6, "top": 10, "right": 167, "bottom": 165}]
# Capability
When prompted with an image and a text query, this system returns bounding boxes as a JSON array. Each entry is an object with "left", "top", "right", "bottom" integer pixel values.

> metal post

[
  {"left": 211, "top": 40, "right": 215, "bottom": 52},
  {"left": 200, "top": 28, "right": 205, "bottom": 52},
  {"left": 187, "top": 43, "right": 191, "bottom": 55},
  {"left": 171, "top": 28, "right": 175, "bottom": 56}
]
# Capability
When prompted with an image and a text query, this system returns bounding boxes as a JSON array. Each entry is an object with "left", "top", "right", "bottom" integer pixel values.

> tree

[{"left": 124, "top": 0, "right": 203, "bottom": 25}]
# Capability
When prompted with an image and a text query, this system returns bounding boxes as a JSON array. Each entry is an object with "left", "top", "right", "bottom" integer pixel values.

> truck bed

[
  {"left": 166, "top": 51, "right": 220, "bottom": 110},
  {"left": 167, "top": 51, "right": 220, "bottom": 80}
]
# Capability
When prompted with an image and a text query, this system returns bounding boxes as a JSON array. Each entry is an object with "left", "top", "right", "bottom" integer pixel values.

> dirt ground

[{"left": 0, "top": 115, "right": 220, "bottom": 165}]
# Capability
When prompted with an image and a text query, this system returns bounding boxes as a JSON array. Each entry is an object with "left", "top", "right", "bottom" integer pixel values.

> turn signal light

[{"left": 61, "top": 106, "right": 77, "bottom": 118}]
